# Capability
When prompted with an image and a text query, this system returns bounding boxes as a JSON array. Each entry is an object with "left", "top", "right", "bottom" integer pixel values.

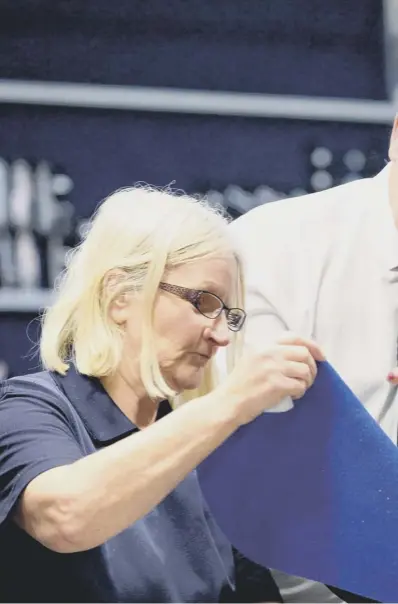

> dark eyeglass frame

[{"left": 159, "top": 282, "right": 246, "bottom": 332}]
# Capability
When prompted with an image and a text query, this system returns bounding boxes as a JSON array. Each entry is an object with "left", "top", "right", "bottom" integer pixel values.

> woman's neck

[{"left": 101, "top": 369, "right": 160, "bottom": 429}]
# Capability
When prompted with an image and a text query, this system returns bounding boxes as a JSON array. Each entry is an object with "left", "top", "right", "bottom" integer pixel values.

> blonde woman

[{"left": 0, "top": 186, "right": 324, "bottom": 602}]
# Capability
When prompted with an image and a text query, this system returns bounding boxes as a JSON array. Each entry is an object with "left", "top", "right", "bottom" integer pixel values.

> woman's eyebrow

[{"left": 197, "top": 282, "right": 223, "bottom": 294}]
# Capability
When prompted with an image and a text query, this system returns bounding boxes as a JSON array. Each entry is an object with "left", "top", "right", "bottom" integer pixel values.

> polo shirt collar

[
  {"left": 52, "top": 364, "right": 138, "bottom": 445},
  {"left": 370, "top": 162, "right": 398, "bottom": 274}
]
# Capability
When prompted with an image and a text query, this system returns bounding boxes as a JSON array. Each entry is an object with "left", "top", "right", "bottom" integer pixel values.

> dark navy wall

[{"left": 0, "top": 0, "right": 386, "bottom": 98}]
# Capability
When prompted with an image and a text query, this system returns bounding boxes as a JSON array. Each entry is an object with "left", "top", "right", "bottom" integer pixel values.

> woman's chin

[{"left": 173, "top": 367, "right": 205, "bottom": 392}]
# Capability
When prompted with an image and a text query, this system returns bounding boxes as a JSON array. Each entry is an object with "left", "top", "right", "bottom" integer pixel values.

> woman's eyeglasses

[{"left": 159, "top": 282, "right": 246, "bottom": 332}]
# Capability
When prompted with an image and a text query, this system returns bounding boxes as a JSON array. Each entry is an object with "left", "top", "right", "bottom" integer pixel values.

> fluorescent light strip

[{"left": 0, "top": 79, "right": 395, "bottom": 124}]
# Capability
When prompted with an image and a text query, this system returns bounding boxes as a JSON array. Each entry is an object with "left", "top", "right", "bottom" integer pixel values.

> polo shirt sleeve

[{"left": 0, "top": 377, "right": 84, "bottom": 525}]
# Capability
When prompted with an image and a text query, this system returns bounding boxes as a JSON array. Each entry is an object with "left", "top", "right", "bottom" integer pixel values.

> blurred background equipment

[{"left": 0, "top": 0, "right": 396, "bottom": 375}]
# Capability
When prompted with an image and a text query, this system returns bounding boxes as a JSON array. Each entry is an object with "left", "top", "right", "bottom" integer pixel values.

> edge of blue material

[{"left": 197, "top": 362, "right": 398, "bottom": 602}]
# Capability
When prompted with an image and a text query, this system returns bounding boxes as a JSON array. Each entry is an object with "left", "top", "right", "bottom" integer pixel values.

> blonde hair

[{"left": 40, "top": 186, "right": 244, "bottom": 403}]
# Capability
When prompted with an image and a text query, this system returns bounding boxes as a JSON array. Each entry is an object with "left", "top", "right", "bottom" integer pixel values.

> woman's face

[{"left": 120, "top": 255, "right": 238, "bottom": 393}]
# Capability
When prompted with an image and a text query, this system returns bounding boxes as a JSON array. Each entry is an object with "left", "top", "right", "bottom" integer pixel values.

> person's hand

[
  {"left": 218, "top": 334, "right": 326, "bottom": 426},
  {"left": 387, "top": 367, "right": 398, "bottom": 385}
]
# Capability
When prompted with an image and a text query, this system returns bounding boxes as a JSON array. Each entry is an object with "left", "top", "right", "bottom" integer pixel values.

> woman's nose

[{"left": 208, "top": 313, "right": 231, "bottom": 347}]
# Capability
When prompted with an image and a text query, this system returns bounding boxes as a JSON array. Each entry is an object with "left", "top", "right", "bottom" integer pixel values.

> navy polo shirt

[{"left": 0, "top": 366, "right": 236, "bottom": 603}]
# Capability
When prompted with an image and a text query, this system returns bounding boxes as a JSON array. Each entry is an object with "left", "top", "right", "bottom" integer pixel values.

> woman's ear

[
  {"left": 109, "top": 294, "right": 131, "bottom": 325},
  {"left": 103, "top": 270, "right": 131, "bottom": 325}
]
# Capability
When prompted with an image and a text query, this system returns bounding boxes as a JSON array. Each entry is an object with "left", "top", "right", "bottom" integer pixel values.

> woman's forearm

[{"left": 17, "top": 392, "right": 237, "bottom": 552}]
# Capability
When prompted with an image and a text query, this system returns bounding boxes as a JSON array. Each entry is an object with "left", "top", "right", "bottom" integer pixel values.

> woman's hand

[{"left": 218, "top": 334, "right": 326, "bottom": 426}]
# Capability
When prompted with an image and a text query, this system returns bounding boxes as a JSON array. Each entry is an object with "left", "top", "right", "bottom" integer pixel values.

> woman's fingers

[
  {"left": 277, "top": 333, "right": 326, "bottom": 363},
  {"left": 284, "top": 359, "right": 316, "bottom": 389}
]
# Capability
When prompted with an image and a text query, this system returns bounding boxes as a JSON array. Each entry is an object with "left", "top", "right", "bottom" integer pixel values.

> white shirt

[{"left": 230, "top": 165, "right": 398, "bottom": 603}]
